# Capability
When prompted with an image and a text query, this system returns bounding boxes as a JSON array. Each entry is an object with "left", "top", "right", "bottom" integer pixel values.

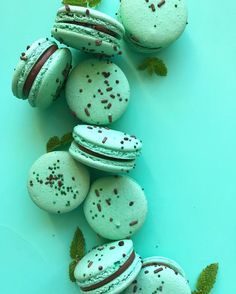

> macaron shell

[
  {"left": 69, "top": 141, "right": 135, "bottom": 173},
  {"left": 27, "top": 151, "right": 90, "bottom": 214},
  {"left": 73, "top": 125, "right": 142, "bottom": 154},
  {"left": 28, "top": 47, "right": 72, "bottom": 108},
  {"left": 84, "top": 176, "right": 148, "bottom": 240},
  {"left": 124, "top": 257, "right": 191, "bottom": 294},
  {"left": 66, "top": 59, "right": 130, "bottom": 125},
  {"left": 120, "top": 0, "right": 187, "bottom": 50},
  {"left": 12, "top": 38, "right": 54, "bottom": 99}
]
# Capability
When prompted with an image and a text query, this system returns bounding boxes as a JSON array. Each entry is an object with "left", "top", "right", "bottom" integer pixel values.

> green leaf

[
  {"left": 192, "top": 263, "right": 219, "bottom": 294},
  {"left": 62, "top": 0, "right": 101, "bottom": 7},
  {"left": 138, "top": 57, "right": 168, "bottom": 77},
  {"left": 70, "top": 227, "right": 86, "bottom": 260},
  {"left": 46, "top": 136, "right": 61, "bottom": 153},
  {"left": 46, "top": 132, "right": 73, "bottom": 153},
  {"left": 69, "top": 260, "right": 77, "bottom": 282}
]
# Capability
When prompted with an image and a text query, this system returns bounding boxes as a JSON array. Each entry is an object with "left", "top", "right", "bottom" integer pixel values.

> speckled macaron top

[
  {"left": 84, "top": 176, "right": 148, "bottom": 240},
  {"left": 124, "top": 257, "right": 191, "bottom": 294},
  {"left": 119, "top": 0, "right": 188, "bottom": 52},
  {"left": 74, "top": 239, "right": 142, "bottom": 294},
  {"left": 52, "top": 5, "right": 125, "bottom": 56},
  {"left": 27, "top": 151, "right": 90, "bottom": 214},
  {"left": 66, "top": 59, "right": 130, "bottom": 125},
  {"left": 12, "top": 38, "right": 72, "bottom": 108}
]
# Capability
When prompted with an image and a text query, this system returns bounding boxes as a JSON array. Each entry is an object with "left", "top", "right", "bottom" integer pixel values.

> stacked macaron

[{"left": 12, "top": 1, "right": 191, "bottom": 294}]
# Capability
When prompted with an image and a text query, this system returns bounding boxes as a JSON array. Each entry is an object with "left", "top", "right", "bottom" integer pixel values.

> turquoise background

[{"left": 0, "top": 0, "right": 235, "bottom": 292}]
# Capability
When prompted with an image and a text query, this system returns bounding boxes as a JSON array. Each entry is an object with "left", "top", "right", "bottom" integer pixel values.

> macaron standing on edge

[
  {"left": 119, "top": 0, "right": 188, "bottom": 52},
  {"left": 84, "top": 175, "right": 148, "bottom": 240},
  {"left": 27, "top": 151, "right": 90, "bottom": 214},
  {"left": 12, "top": 38, "right": 72, "bottom": 108},
  {"left": 66, "top": 59, "right": 130, "bottom": 125},
  {"left": 124, "top": 257, "right": 191, "bottom": 294},
  {"left": 74, "top": 239, "right": 142, "bottom": 294},
  {"left": 52, "top": 5, "right": 125, "bottom": 56},
  {"left": 69, "top": 125, "right": 142, "bottom": 173}
]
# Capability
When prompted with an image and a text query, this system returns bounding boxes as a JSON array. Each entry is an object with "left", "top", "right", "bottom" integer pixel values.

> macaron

[
  {"left": 52, "top": 5, "right": 124, "bottom": 56},
  {"left": 119, "top": 0, "right": 188, "bottom": 52},
  {"left": 12, "top": 38, "right": 72, "bottom": 108},
  {"left": 69, "top": 125, "right": 142, "bottom": 173},
  {"left": 66, "top": 59, "right": 130, "bottom": 125},
  {"left": 124, "top": 257, "right": 191, "bottom": 294},
  {"left": 74, "top": 239, "right": 142, "bottom": 294},
  {"left": 84, "top": 176, "right": 148, "bottom": 240},
  {"left": 27, "top": 151, "right": 90, "bottom": 214}
]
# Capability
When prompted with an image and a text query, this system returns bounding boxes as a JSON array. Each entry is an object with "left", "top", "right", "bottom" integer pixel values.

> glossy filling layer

[
  {"left": 81, "top": 251, "right": 135, "bottom": 291},
  {"left": 61, "top": 21, "right": 121, "bottom": 39},
  {"left": 23, "top": 45, "right": 58, "bottom": 97},
  {"left": 77, "top": 143, "right": 134, "bottom": 162}
]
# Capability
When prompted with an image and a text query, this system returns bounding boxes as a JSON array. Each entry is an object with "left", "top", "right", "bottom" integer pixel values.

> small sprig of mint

[
  {"left": 46, "top": 132, "right": 73, "bottom": 153},
  {"left": 192, "top": 263, "right": 219, "bottom": 294},
  {"left": 138, "top": 57, "right": 167, "bottom": 76},
  {"left": 69, "top": 227, "right": 86, "bottom": 283},
  {"left": 62, "top": 0, "right": 102, "bottom": 7}
]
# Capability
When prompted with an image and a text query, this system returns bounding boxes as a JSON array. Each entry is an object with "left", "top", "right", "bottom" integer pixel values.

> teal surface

[{"left": 0, "top": 0, "right": 235, "bottom": 293}]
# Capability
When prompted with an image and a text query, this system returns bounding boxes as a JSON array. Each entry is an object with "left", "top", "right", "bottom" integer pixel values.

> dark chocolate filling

[
  {"left": 81, "top": 251, "right": 135, "bottom": 291},
  {"left": 77, "top": 143, "right": 134, "bottom": 162},
  {"left": 142, "top": 262, "right": 182, "bottom": 275},
  {"left": 61, "top": 21, "right": 121, "bottom": 39},
  {"left": 23, "top": 45, "right": 58, "bottom": 98}
]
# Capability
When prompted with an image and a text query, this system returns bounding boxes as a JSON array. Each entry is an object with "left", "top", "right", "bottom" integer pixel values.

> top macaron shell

[
  {"left": 12, "top": 38, "right": 72, "bottom": 108},
  {"left": 66, "top": 59, "right": 130, "bottom": 125},
  {"left": 119, "top": 0, "right": 188, "bottom": 52},
  {"left": 74, "top": 239, "right": 142, "bottom": 294},
  {"left": 124, "top": 257, "right": 191, "bottom": 294},
  {"left": 84, "top": 176, "right": 148, "bottom": 240},
  {"left": 27, "top": 151, "right": 90, "bottom": 214},
  {"left": 52, "top": 6, "right": 124, "bottom": 56}
]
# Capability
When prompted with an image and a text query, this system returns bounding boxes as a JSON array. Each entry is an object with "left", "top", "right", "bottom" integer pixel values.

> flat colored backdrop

[{"left": 0, "top": 0, "right": 235, "bottom": 293}]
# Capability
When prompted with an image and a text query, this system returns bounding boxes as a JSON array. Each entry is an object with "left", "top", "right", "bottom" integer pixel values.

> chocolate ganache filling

[
  {"left": 23, "top": 45, "right": 58, "bottom": 98},
  {"left": 77, "top": 143, "right": 134, "bottom": 162},
  {"left": 81, "top": 251, "right": 135, "bottom": 291}
]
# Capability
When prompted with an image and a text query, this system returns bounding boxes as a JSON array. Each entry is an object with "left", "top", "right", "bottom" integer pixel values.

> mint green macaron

[
  {"left": 74, "top": 239, "right": 142, "bottom": 294},
  {"left": 27, "top": 151, "right": 90, "bottom": 214},
  {"left": 12, "top": 38, "right": 72, "bottom": 108},
  {"left": 52, "top": 5, "right": 124, "bottom": 56},
  {"left": 119, "top": 0, "right": 188, "bottom": 52},
  {"left": 69, "top": 124, "right": 142, "bottom": 173},
  {"left": 66, "top": 59, "right": 130, "bottom": 125},
  {"left": 124, "top": 257, "right": 191, "bottom": 294},
  {"left": 84, "top": 176, "right": 148, "bottom": 240}
]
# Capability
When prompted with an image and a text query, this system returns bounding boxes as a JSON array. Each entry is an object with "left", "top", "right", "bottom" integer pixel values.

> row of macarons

[
  {"left": 28, "top": 124, "right": 146, "bottom": 240},
  {"left": 73, "top": 239, "right": 191, "bottom": 294}
]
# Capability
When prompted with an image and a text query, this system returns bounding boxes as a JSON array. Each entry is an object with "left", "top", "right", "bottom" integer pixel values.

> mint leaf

[
  {"left": 70, "top": 227, "right": 86, "bottom": 260},
  {"left": 46, "top": 132, "right": 73, "bottom": 153},
  {"left": 192, "top": 263, "right": 219, "bottom": 294},
  {"left": 69, "top": 260, "right": 77, "bottom": 282},
  {"left": 138, "top": 57, "right": 167, "bottom": 77},
  {"left": 46, "top": 136, "right": 61, "bottom": 153}
]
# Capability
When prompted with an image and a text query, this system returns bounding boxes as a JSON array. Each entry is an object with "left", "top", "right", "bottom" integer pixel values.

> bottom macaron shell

[
  {"left": 124, "top": 257, "right": 191, "bottom": 294},
  {"left": 70, "top": 141, "right": 134, "bottom": 173},
  {"left": 27, "top": 151, "right": 90, "bottom": 214},
  {"left": 28, "top": 48, "right": 71, "bottom": 108},
  {"left": 79, "top": 254, "right": 142, "bottom": 294},
  {"left": 52, "top": 27, "right": 119, "bottom": 56}
]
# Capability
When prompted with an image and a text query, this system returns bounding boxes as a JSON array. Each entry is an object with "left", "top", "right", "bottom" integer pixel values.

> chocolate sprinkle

[
  {"left": 158, "top": 0, "right": 166, "bottom": 8},
  {"left": 129, "top": 220, "right": 138, "bottom": 226}
]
